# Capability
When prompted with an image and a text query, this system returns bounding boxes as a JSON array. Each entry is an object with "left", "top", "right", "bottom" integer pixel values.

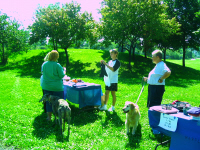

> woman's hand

[
  {"left": 143, "top": 77, "right": 148, "bottom": 82},
  {"left": 63, "top": 67, "right": 66, "bottom": 74},
  {"left": 158, "top": 78, "right": 163, "bottom": 83},
  {"left": 101, "top": 60, "right": 107, "bottom": 65}
]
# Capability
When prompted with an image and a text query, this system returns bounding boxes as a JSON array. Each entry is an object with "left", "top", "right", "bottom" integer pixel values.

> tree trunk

[
  {"left": 144, "top": 41, "right": 147, "bottom": 58},
  {"left": 121, "top": 43, "right": 124, "bottom": 52},
  {"left": 182, "top": 35, "right": 186, "bottom": 67},
  {"left": 132, "top": 46, "right": 135, "bottom": 61},
  {"left": 143, "top": 39, "right": 147, "bottom": 58},
  {"left": 128, "top": 47, "right": 132, "bottom": 70},
  {"left": 121, "top": 39, "right": 124, "bottom": 52},
  {"left": 56, "top": 40, "right": 58, "bottom": 50},
  {"left": 144, "top": 48, "right": 147, "bottom": 58},
  {"left": 163, "top": 47, "right": 166, "bottom": 62},
  {"left": 182, "top": 46, "right": 186, "bottom": 67},
  {"left": 2, "top": 43, "right": 5, "bottom": 64},
  {"left": 64, "top": 48, "right": 69, "bottom": 66},
  {"left": 53, "top": 39, "right": 55, "bottom": 50}
]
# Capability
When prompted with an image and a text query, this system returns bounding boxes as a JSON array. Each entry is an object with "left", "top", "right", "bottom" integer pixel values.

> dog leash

[{"left": 135, "top": 77, "right": 145, "bottom": 104}]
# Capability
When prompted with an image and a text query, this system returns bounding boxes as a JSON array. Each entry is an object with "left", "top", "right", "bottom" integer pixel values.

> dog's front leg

[
  {"left": 125, "top": 121, "right": 129, "bottom": 135},
  {"left": 132, "top": 127, "right": 136, "bottom": 135},
  {"left": 68, "top": 117, "right": 70, "bottom": 136},
  {"left": 60, "top": 117, "right": 62, "bottom": 135},
  {"left": 132, "top": 121, "right": 138, "bottom": 135},
  {"left": 58, "top": 110, "right": 63, "bottom": 135},
  {"left": 53, "top": 112, "right": 57, "bottom": 124}
]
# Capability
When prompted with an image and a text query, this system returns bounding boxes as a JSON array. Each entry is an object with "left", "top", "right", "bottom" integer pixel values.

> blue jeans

[{"left": 42, "top": 89, "right": 64, "bottom": 112}]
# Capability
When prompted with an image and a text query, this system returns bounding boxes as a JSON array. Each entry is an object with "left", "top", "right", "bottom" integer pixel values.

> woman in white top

[
  {"left": 143, "top": 50, "right": 171, "bottom": 108},
  {"left": 99, "top": 49, "right": 120, "bottom": 111}
]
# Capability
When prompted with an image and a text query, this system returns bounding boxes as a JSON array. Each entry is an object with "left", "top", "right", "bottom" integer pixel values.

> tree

[
  {"left": 0, "top": 12, "right": 29, "bottom": 64},
  {"left": 165, "top": 0, "right": 200, "bottom": 67},
  {"left": 85, "top": 20, "right": 101, "bottom": 49},
  {"left": 139, "top": 0, "right": 180, "bottom": 58},
  {"left": 0, "top": 13, "right": 10, "bottom": 64},
  {"left": 29, "top": 2, "right": 92, "bottom": 66},
  {"left": 100, "top": 0, "right": 180, "bottom": 69},
  {"left": 29, "top": 3, "right": 61, "bottom": 50},
  {"left": 101, "top": 0, "right": 145, "bottom": 69}
]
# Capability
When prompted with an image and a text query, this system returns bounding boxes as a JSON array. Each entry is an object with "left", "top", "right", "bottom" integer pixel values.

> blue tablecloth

[
  {"left": 63, "top": 81, "right": 101, "bottom": 108},
  {"left": 148, "top": 109, "right": 200, "bottom": 150}
]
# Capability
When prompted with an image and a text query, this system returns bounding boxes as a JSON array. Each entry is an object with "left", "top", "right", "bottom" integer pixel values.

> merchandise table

[
  {"left": 148, "top": 108, "right": 200, "bottom": 150},
  {"left": 63, "top": 81, "right": 101, "bottom": 108}
]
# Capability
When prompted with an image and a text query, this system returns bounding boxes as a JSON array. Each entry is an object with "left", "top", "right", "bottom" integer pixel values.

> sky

[{"left": 1, "top": 0, "right": 103, "bottom": 29}]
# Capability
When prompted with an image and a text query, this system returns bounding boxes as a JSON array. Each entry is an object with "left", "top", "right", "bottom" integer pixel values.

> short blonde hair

[
  {"left": 49, "top": 50, "right": 59, "bottom": 61},
  {"left": 109, "top": 49, "right": 119, "bottom": 58},
  {"left": 44, "top": 52, "right": 50, "bottom": 61},
  {"left": 152, "top": 50, "right": 162, "bottom": 59}
]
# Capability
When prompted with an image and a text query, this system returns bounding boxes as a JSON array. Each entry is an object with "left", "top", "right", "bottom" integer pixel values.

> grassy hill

[{"left": 0, "top": 49, "right": 200, "bottom": 149}]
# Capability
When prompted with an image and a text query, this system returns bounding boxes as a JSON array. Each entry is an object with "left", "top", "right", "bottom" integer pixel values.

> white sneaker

[
  {"left": 108, "top": 106, "right": 115, "bottom": 112},
  {"left": 99, "top": 105, "right": 107, "bottom": 111}
]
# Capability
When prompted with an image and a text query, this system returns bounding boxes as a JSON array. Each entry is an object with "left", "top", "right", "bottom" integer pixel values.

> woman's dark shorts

[
  {"left": 42, "top": 89, "right": 64, "bottom": 112},
  {"left": 105, "top": 83, "right": 118, "bottom": 91}
]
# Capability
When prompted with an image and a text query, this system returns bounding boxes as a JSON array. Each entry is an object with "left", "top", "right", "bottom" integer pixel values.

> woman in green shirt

[{"left": 40, "top": 50, "right": 65, "bottom": 121}]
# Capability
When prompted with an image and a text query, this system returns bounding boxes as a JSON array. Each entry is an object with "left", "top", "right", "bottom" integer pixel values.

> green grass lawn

[{"left": 0, "top": 49, "right": 200, "bottom": 150}]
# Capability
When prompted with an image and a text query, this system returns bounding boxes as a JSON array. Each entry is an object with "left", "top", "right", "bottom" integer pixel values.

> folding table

[
  {"left": 148, "top": 108, "right": 200, "bottom": 150},
  {"left": 63, "top": 81, "right": 101, "bottom": 109}
]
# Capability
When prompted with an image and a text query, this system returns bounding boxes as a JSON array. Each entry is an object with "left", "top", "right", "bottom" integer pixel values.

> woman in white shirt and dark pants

[{"left": 144, "top": 50, "right": 171, "bottom": 108}]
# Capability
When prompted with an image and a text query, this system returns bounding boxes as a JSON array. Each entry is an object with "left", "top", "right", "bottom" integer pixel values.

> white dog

[{"left": 123, "top": 101, "right": 140, "bottom": 135}]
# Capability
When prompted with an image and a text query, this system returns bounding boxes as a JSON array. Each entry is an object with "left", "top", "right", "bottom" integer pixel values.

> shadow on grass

[
  {"left": 1, "top": 49, "right": 200, "bottom": 87},
  {"left": 98, "top": 50, "right": 200, "bottom": 87},
  {"left": 0, "top": 51, "right": 47, "bottom": 78},
  {"left": 125, "top": 123, "right": 142, "bottom": 149},
  {"left": 148, "top": 132, "right": 171, "bottom": 149},
  {"left": 0, "top": 51, "right": 95, "bottom": 79},
  {"left": 32, "top": 111, "right": 70, "bottom": 142},
  {"left": 32, "top": 112, "right": 57, "bottom": 139},
  {"left": 32, "top": 103, "right": 101, "bottom": 142},
  {"left": 101, "top": 111, "right": 124, "bottom": 128},
  {"left": 70, "top": 104, "right": 101, "bottom": 126}
]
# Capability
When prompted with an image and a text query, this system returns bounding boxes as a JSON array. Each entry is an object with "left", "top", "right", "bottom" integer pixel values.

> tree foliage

[
  {"left": 100, "top": 0, "right": 180, "bottom": 69},
  {"left": 29, "top": 2, "right": 93, "bottom": 66},
  {"left": 85, "top": 20, "right": 101, "bottom": 49},
  {"left": 140, "top": 0, "right": 180, "bottom": 58},
  {"left": 165, "top": 0, "right": 200, "bottom": 67},
  {"left": 0, "top": 12, "right": 29, "bottom": 64}
]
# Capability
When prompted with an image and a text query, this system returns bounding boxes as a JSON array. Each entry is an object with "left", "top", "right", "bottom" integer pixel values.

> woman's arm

[
  {"left": 105, "top": 63, "right": 114, "bottom": 72},
  {"left": 63, "top": 67, "right": 66, "bottom": 74},
  {"left": 101, "top": 60, "right": 120, "bottom": 72},
  {"left": 57, "top": 64, "right": 65, "bottom": 78},
  {"left": 102, "top": 60, "right": 114, "bottom": 71},
  {"left": 158, "top": 71, "right": 171, "bottom": 83}
]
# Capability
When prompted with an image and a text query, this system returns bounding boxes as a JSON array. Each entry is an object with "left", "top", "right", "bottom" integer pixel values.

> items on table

[
  {"left": 171, "top": 100, "right": 191, "bottom": 112},
  {"left": 71, "top": 79, "right": 83, "bottom": 83},
  {"left": 63, "top": 75, "right": 71, "bottom": 81},
  {"left": 152, "top": 100, "right": 200, "bottom": 120},
  {"left": 187, "top": 107, "right": 200, "bottom": 117}
]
